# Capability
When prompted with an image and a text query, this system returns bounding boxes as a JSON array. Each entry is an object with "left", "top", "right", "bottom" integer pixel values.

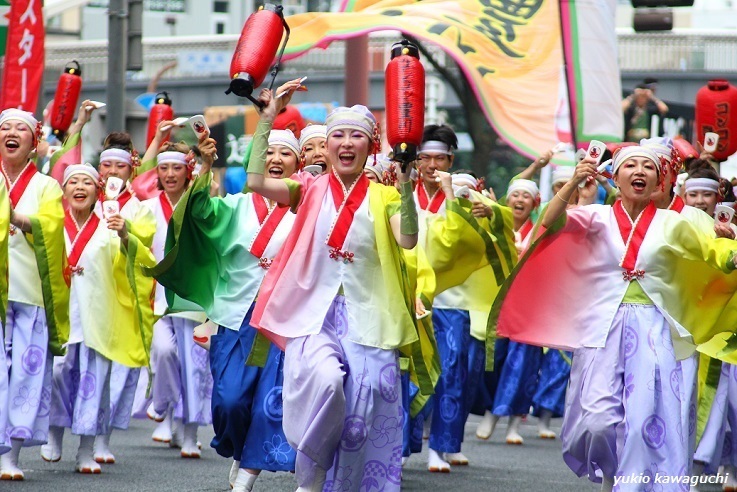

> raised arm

[
  {"left": 66, "top": 100, "right": 96, "bottom": 137},
  {"left": 542, "top": 158, "right": 596, "bottom": 228},
  {"left": 516, "top": 149, "right": 554, "bottom": 181},
  {"left": 246, "top": 79, "right": 304, "bottom": 206},
  {"left": 389, "top": 165, "right": 419, "bottom": 249}
]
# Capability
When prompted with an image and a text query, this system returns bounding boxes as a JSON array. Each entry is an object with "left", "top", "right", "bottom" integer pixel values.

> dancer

[
  {"left": 491, "top": 146, "right": 737, "bottom": 491},
  {"left": 43, "top": 164, "right": 155, "bottom": 473},
  {"left": 475, "top": 178, "right": 543, "bottom": 444},
  {"left": 93, "top": 132, "right": 156, "bottom": 464},
  {"left": 0, "top": 109, "right": 69, "bottom": 480},
  {"left": 148, "top": 125, "right": 300, "bottom": 491},
  {"left": 299, "top": 124, "right": 328, "bottom": 174},
  {"left": 248, "top": 82, "right": 428, "bottom": 492},
  {"left": 141, "top": 142, "right": 212, "bottom": 457}
]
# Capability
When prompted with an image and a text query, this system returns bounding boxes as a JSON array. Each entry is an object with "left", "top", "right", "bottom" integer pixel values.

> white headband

[
  {"left": 507, "top": 179, "right": 539, "bottom": 197},
  {"left": 551, "top": 166, "right": 575, "bottom": 186},
  {"left": 157, "top": 151, "right": 188, "bottom": 166},
  {"left": 0, "top": 108, "right": 38, "bottom": 134},
  {"left": 419, "top": 140, "right": 453, "bottom": 155},
  {"left": 299, "top": 125, "right": 327, "bottom": 148},
  {"left": 326, "top": 105, "right": 376, "bottom": 139},
  {"left": 451, "top": 173, "right": 478, "bottom": 190},
  {"left": 63, "top": 163, "right": 100, "bottom": 187},
  {"left": 268, "top": 129, "right": 300, "bottom": 158},
  {"left": 684, "top": 177, "right": 720, "bottom": 193},
  {"left": 612, "top": 146, "right": 661, "bottom": 175},
  {"left": 100, "top": 148, "right": 132, "bottom": 165}
]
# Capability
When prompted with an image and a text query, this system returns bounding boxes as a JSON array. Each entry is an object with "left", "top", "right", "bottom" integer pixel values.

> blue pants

[
  {"left": 532, "top": 349, "right": 571, "bottom": 418},
  {"left": 429, "top": 308, "right": 482, "bottom": 453},
  {"left": 485, "top": 338, "right": 543, "bottom": 416},
  {"left": 209, "top": 304, "right": 295, "bottom": 471},
  {"left": 401, "top": 373, "right": 431, "bottom": 457}
]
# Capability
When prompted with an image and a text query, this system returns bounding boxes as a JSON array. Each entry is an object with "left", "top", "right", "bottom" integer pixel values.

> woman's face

[
  {"left": 99, "top": 160, "right": 132, "bottom": 184},
  {"left": 614, "top": 157, "right": 659, "bottom": 201},
  {"left": 507, "top": 190, "right": 536, "bottom": 223},
  {"left": 364, "top": 168, "right": 380, "bottom": 183},
  {"left": 0, "top": 120, "right": 34, "bottom": 162},
  {"left": 266, "top": 144, "right": 298, "bottom": 179},
  {"left": 327, "top": 129, "right": 371, "bottom": 177},
  {"left": 302, "top": 137, "right": 327, "bottom": 172},
  {"left": 685, "top": 189, "right": 719, "bottom": 216},
  {"left": 157, "top": 162, "right": 189, "bottom": 195},
  {"left": 63, "top": 175, "right": 98, "bottom": 212}
]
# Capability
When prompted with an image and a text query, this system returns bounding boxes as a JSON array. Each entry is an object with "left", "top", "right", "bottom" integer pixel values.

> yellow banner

[{"left": 284, "top": 0, "right": 562, "bottom": 157}]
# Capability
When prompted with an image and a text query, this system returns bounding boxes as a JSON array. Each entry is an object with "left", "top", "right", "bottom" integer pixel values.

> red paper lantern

[
  {"left": 227, "top": 4, "right": 286, "bottom": 98},
  {"left": 385, "top": 40, "right": 425, "bottom": 166},
  {"left": 695, "top": 79, "right": 737, "bottom": 161},
  {"left": 146, "top": 92, "right": 174, "bottom": 148},
  {"left": 50, "top": 61, "right": 82, "bottom": 138}
]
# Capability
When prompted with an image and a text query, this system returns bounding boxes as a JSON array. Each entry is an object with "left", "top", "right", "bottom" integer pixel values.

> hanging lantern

[
  {"left": 385, "top": 40, "right": 425, "bottom": 171},
  {"left": 50, "top": 61, "right": 83, "bottom": 139},
  {"left": 146, "top": 92, "right": 174, "bottom": 147},
  {"left": 695, "top": 80, "right": 737, "bottom": 162},
  {"left": 226, "top": 4, "right": 290, "bottom": 107}
]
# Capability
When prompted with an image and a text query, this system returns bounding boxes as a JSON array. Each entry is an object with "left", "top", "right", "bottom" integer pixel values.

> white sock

[
  {"left": 427, "top": 448, "right": 450, "bottom": 472},
  {"left": 229, "top": 460, "right": 240, "bottom": 488},
  {"left": 41, "top": 426, "right": 64, "bottom": 461},
  {"left": 476, "top": 410, "right": 499, "bottom": 439},
  {"left": 443, "top": 452, "right": 468, "bottom": 465},
  {"left": 506, "top": 415, "right": 523, "bottom": 443},
  {"left": 152, "top": 410, "right": 173, "bottom": 442},
  {"left": 170, "top": 418, "right": 184, "bottom": 448},
  {"left": 181, "top": 423, "right": 200, "bottom": 457},
  {"left": 76, "top": 435, "right": 101, "bottom": 473},
  {"left": 1, "top": 438, "right": 24, "bottom": 475},
  {"left": 232, "top": 469, "right": 259, "bottom": 492}
]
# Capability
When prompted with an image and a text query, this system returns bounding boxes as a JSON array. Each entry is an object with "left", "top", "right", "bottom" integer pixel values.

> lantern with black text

[
  {"left": 226, "top": 4, "right": 290, "bottom": 107},
  {"left": 146, "top": 92, "right": 174, "bottom": 147},
  {"left": 695, "top": 80, "right": 737, "bottom": 162},
  {"left": 385, "top": 40, "right": 425, "bottom": 171},
  {"left": 50, "top": 61, "right": 83, "bottom": 139}
]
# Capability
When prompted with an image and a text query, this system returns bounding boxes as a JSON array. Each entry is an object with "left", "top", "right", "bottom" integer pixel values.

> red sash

[
  {"left": 669, "top": 194, "right": 685, "bottom": 213},
  {"left": 64, "top": 210, "right": 101, "bottom": 282},
  {"left": 416, "top": 183, "right": 445, "bottom": 214},
  {"left": 249, "top": 194, "right": 290, "bottom": 261},
  {"left": 326, "top": 172, "right": 369, "bottom": 262},
  {"left": 116, "top": 187, "right": 133, "bottom": 209},
  {"left": 517, "top": 219, "right": 534, "bottom": 243},
  {"left": 159, "top": 192, "right": 174, "bottom": 223},
  {"left": 2, "top": 161, "right": 37, "bottom": 208},
  {"left": 613, "top": 200, "right": 657, "bottom": 279}
]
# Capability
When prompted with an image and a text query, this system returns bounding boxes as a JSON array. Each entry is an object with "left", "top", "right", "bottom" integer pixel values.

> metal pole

[
  {"left": 557, "top": 0, "right": 578, "bottom": 150},
  {"left": 107, "top": 0, "right": 128, "bottom": 133},
  {"left": 345, "top": 35, "right": 369, "bottom": 106}
]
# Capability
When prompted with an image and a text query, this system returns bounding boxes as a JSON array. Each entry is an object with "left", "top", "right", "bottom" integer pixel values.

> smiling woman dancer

[
  {"left": 0, "top": 109, "right": 68, "bottom": 481},
  {"left": 148, "top": 124, "right": 302, "bottom": 491},
  {"left": 43, "top": 164, "right": 155, "bottom": 474},
  {"left": 491, "top": 146, "right": 737, "bottom": 491},
  {"left": 248, "top": 80, "right": 422, "bottom": 492}
]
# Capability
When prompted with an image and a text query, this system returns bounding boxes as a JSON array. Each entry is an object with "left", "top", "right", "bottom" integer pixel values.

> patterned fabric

[
  {"left": 150, "top": 316, "right": 213, "bottom": 426},
  {"left": 1, "top": 302, "right": 53, "bottom": 449},
  {"left": 561, "top": 304, "right": 692, "bottom": 486},
  {"left": 283, "top": 296, "right": 402, "bottom": 490},
  {"left": 485, "top": 338, "right": 542, "bottom": 416},
  {"left": 108, "top": 363, "right": 140, "bottom": 430},
  {"left": 532, "top": 349, "right": 572, "bottom": 418},
  {"left": 48, "top": 342, "right": 112, "bottom": 436},
  {"left": 209, "top": 303, "right": 294, "bottom": 471}
]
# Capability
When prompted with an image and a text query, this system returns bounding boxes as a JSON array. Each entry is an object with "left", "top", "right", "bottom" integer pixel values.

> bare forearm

[{"left": 542, "top": 182, "right": 576, "bottom": 228}]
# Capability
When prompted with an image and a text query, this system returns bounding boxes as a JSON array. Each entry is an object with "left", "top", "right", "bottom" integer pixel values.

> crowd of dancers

[{"left": 1, "top": 75, "right": 737, "bottom": 492}]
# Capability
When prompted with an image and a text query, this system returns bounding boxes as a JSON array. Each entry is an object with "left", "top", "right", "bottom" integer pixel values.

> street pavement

[{"left": 10, "top": 415, "right": 726, "bottom": 491}]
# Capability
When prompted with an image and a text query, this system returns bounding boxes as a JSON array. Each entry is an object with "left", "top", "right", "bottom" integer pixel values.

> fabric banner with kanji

[
  {"left": 0, "top": 0, "right": 44, "bottom": 112},
  {"left": 282, "top": 0, "right": 622, "bottom": 158}
]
